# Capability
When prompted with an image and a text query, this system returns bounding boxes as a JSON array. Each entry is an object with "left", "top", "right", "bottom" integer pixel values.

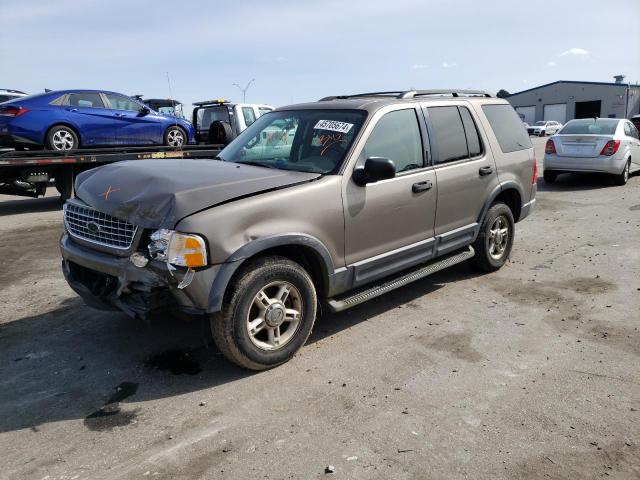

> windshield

[
  {"left": 535, "top": 121, "right": 546, "bottom": 126},
  {"left": 218, "top": 109, "right": 367, "bottom": 174},
  {"left": 559, "top": 118, "right": 619, "bottom": 135}
]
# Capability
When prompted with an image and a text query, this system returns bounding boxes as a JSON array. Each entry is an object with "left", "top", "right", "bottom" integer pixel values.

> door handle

[
  {"left": 479, "top": 166, "right": 493, "bottom": 176},
  {"left": 412, "top": 180, "right": 433, "bottom": 193}
]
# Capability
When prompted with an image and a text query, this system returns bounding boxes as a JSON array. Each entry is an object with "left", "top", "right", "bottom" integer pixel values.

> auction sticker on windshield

[{"left": 314, "top": 120, "right": 354, "bottom": 134}]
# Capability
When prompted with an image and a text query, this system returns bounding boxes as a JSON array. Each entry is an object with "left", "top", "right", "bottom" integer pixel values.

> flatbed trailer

[{"left": 0, "top": 144, "right": 222, "bottom": 200}]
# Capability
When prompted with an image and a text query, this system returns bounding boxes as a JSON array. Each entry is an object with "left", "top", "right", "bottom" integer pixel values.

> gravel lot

[{"left": 1, "top": 137, "right": 638, "bottom": 480}]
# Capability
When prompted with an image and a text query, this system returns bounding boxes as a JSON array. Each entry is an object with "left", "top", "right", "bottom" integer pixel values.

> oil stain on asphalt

[
  {"left": 145, "top": 349, "right": 202, "bottom": 375},
  {"left": 84, "top": 382, "right": 139, "bottom": 431}
]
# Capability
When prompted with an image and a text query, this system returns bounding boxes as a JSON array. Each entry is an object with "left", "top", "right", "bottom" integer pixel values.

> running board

[{"left": 326, "top": 246, "right": 475, "bottom": 313}]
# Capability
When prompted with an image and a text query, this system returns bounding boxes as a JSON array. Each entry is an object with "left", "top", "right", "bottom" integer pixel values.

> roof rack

[{"left": 320, "top": 89, "right": 493, "bottom": 101}]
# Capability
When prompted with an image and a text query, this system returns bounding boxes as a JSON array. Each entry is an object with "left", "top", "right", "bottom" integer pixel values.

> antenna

[{"left": 232, "top": 79, "right": 255, "bottom": 103}]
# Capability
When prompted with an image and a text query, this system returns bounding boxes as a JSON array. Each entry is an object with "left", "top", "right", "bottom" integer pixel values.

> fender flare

[
  {"left": 476, "top": 181, "right": 524, "bottom": 227},
  {"left": 206, "top": 233, "right": 335, "bottom": 313}
]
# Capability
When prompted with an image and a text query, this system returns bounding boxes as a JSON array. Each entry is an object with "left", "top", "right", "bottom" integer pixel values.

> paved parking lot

[{"left": 1, "top": 137, "right": 638, "bottom": 479}]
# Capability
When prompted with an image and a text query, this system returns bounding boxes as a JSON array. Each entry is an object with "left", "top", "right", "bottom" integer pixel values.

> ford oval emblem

[{"left": 87, "top": 221, "right": 101, "bottom": 234}]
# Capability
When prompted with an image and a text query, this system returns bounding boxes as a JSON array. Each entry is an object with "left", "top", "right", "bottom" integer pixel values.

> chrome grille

[{"left": 64, "top": 202, "right": 137, "bottom": 250}]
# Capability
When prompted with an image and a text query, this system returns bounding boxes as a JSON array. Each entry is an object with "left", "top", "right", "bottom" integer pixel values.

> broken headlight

[{"left": 148, "top": 229, "right": 208, "bottom": 268}]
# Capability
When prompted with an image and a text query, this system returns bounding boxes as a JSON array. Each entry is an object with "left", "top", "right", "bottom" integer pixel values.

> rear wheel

[
  {"left": 54, "top": 172, "right": 73, "bottom": 200},
  {"left": 613, "top": 160, "right": 630, "bottom": 186},
  {"left": 471, "top": 202, "right": 515, "bottom": 272},
  {"left": 46, "top": 125, "right": 78, "bottom": 151},
  {"left": 543, "top": 170, "right": 557, "bottom": 183},
  {"left": 210, "top": 256, "right": 317, "bottom": 370}
]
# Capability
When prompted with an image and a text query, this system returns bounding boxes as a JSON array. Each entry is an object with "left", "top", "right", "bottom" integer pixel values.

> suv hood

[{"left": 74, "top": 159, "right": 320, "bottom": 229}]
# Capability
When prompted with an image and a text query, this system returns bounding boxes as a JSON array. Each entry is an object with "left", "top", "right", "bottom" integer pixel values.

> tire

[
  {"left": 210, "top": 256, "right": 317, "bottom": 370},
  {"left": 613, "top": 160, "right": 630, "bottom": 186},
  {"left": 471, "top": 202, "right": 515, "bottom": 273},
  {"left": 164, "top": 126, "right": 186, "bottom": 147},
  {"left": 46, "top": 125, "right": 78, "bottom": 151},
  {"left": 543, "top": 170, "right": 557, "bottom": 183},
  {"left": 54, "top": 172, "right": 73, "bottom": 200},
  {"left": 539, "top": 130, "right": 546, "bottom": 137},
  {"left": 208, "top": 120, "right": 235, "bottom": 146}
]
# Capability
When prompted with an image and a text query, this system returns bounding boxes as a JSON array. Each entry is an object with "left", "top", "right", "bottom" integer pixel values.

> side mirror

[
  {"left": 352, "top": 157, "right": 396, "bottom": 186},
  {"left": 139, "top": 106, "right": 150, "bottom": 116}
]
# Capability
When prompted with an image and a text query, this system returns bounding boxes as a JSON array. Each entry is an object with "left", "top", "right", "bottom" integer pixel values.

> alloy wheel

[
  {"left": 52, "top": 130, "right": 75, "bottom": 150},
  {"left": 488, "top": 215, "right": 509, "bottom": 260},
  {"left": 167, "top": 129, "right": 184, "bottom": 147},
  {"left": 246, "top": 281, "right": 302, "bottom": 351}
]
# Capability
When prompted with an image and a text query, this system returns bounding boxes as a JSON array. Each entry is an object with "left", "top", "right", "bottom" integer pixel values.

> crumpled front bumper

[{"left": 60, "top": 233, "right": 221, "bottom": 319}]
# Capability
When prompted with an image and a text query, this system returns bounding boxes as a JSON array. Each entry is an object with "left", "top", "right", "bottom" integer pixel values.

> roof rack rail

[{"left": 319, "top": 89, "right": 493, "bottom": 101}]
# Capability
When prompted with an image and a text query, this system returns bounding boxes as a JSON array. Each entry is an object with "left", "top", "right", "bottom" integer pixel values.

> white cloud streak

[{"left": 558, "top": 47, "right": 589, "bottom": 57}]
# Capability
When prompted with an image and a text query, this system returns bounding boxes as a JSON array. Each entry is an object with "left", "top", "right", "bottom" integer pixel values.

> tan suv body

[{"left": 61, "top": 90, "right": 536, "bottom": 369}]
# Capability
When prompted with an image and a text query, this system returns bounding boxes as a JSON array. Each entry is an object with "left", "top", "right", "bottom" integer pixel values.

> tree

[{"left": 496, "top": 89, "right": 510, "bottom": 99}]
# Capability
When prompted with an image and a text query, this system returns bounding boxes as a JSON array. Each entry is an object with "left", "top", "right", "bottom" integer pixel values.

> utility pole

[{"left": 233, "top": 79, "right": 255, "bottom": 103}]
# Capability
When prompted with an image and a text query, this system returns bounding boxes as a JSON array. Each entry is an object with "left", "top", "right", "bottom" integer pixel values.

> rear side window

[
  {"left": 242, "top": 107, "right": 256, "bottom": 126},
  {"left": 459, "top": 107, "right": 482, "bottom": 157},
  {"left": 428, "top": 106, "right": 468, "bottom": 163},
  {"left": 66, "top": 92, "right": 105, "bottom": 108},
  {"left": 362, "top": 108, "right": 423, "bottom": 173},
  {"left": 481, "top": 104, "right": 532, "bottom": 153}
]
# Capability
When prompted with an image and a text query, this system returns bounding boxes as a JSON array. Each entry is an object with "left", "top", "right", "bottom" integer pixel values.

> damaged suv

[{"left": 60, "top": 90, "right": 536, "bottom": 370}]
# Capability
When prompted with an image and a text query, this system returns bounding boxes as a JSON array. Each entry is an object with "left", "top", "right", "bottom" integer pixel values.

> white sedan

[{"left": 527, "top": 121, "right": 562, "bottom": 136}]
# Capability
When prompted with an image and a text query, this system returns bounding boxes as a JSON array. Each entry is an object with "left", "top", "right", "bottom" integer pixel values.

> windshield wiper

[{"left": 235, "top": 160, "right": 277, "bottom": 169}]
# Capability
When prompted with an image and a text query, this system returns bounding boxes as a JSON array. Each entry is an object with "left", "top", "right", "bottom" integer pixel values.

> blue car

[{"left": 0, "top": 89, "right": 195, "bottom": 150}]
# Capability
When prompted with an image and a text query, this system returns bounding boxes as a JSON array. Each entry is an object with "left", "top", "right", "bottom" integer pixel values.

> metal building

[{"left": 506, "top": 78, "right": 640, "bottom": 125}]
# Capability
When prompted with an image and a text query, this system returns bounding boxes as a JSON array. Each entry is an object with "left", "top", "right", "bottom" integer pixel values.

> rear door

[
  {"left": 342, "top": 105, "right": 437, "bottom": 284},
  {"left": 423, "top": 103, "right": 498, "bottom": 255},
  {"left": 103, "top": 93, "right": 161, "bottom": 145},
  {"left": 624, "top": 122, "right": 640, "bottom": 167},
  {"left": 62, "top": 92, "right": 114, "bottom": 146}
]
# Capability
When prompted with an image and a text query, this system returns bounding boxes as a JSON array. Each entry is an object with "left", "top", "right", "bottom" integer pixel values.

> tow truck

[{"left": 0, "top": 144, "right": 221, "bottom": 200}]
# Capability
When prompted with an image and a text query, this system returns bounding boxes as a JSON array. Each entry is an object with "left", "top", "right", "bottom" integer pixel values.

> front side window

[
  {"left": 219, "top": 109, "right": 367, "bottom": 174},
  {"left": 428, "top": 106, "right": 469, "bottom": 163},
  {"left": 481, "top": 104, "right": 532, "bottom": 153},
  {"left": 104, "top": 93, "right": 141, "bottom": 111},
  {"left": 624, "top": 122, "right": 633, "bottom": 137},
  {"left": 242, "top": 107, "right": 256, "bottom": 126},
  {"left": 361, "top": 108, "right": 423, "bottom": 173},
  {"left": 66, "top": 92, "right": 105, "bottom": 108}
]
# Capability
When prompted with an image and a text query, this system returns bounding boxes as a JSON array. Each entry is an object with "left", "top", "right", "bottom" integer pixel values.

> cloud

[
  {"left": 546, "top": 61, "right": 557, "bottom": 67},
  {"left": 410, "top": 64, "right": 427, "bottom": 70},
  {"left": 558, "top": 47, "right": 589, "bottom": 57},
  {"left": 442, "top": 62, "right": 457, "bottom": 68},
  {"left": 261, "top": 56, "right": 289, "bottom": 63}
]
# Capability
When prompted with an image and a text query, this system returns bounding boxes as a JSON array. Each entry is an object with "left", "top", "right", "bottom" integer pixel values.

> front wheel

[
  {"left": 164, "top": 126, "right": 186, "bottom": 147},
  {"left": 613, "top": 160, "right": 630, "bottom": 186},
  {"left": 210, "top": 256, "right": 317, "bottom": 370},
  {"left": 471, "top": 202, "right": 515, "bottom": 273}
]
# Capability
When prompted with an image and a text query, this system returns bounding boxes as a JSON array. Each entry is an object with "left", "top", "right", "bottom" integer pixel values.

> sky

[{"left": 1, "top": 0, "right": 639, "bottom": 114}]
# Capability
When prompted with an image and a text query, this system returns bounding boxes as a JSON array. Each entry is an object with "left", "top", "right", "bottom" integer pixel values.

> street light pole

[{"left": 233, "top": 79, "right": 255, "bottom": 103}]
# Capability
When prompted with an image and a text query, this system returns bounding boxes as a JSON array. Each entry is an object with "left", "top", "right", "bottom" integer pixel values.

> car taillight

[
  {"left": 532, "top": 156, "right": 538, "bottom": 184},
  {"left": 545, "top": 139, "right": 556, "bottom": 154},
  {"left": 599, "top": 140, "right": 620, "bottom": 156},
  {"left": 0, "top": 106, "right": 29, "bottom": 117}
]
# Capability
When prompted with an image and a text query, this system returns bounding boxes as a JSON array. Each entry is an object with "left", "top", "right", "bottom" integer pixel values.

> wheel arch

[
  {"left": 46, "top": 122, "right": 82, "bottom": 147},
  {"left": 478, "top": 182, "right": 524, "bottom": 225},
  {"left": 207, "top": 234, "right": 335, "bottom": 313}
]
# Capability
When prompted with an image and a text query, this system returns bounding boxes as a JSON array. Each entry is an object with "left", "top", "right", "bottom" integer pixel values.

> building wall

[{"left": 507, "top": 82, "right": 640, "bottom": 122}]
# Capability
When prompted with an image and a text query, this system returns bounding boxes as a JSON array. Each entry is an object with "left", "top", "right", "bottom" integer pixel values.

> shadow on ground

[
  {"left": 0, "top": 262, "right": 478, "bottom": 434},
  {"left": 0, "top": 195, "right": 62, "bottom": 216},
  {"left": 536, "top": 171, "right": 636, "bottom": 192}
]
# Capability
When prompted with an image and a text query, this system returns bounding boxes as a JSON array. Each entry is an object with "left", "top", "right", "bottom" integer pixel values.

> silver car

[{"left": 543, "top": 118, "right": 640, "bottom": 185}]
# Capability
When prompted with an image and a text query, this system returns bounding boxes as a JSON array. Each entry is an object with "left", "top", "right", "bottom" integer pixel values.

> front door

[
  {"left": 343, "top": 106, "right": 437, "bottom": 285},
  {"left": 103, "top": 93, "right": 161, "bottom": 145}
]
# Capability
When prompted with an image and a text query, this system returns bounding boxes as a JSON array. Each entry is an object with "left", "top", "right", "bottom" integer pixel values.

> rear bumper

[
  {"left": 60, "top": 233, "right": 221, "bottom": 318},
  {"left": 543, "top": 154, "right": 626, "bottom": 175}
]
